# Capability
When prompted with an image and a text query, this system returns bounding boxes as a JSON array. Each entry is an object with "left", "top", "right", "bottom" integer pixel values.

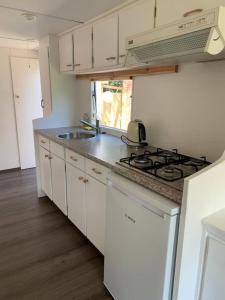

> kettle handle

[{"left": 138, "top": 123, "right": 146, "bottom": 142}]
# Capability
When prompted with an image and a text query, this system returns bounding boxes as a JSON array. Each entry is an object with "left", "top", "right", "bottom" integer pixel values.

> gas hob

[{"left": 118, "top": 148, "right": 211, "bottom": 183}]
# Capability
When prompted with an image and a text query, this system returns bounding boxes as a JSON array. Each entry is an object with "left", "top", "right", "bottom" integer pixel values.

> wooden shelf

[{"left": 76, "top": 65, "right": 178, "bottom": 80}]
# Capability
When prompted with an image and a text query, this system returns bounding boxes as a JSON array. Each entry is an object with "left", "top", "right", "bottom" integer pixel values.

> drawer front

[
  {"left": 50, "top": 141, "right": 65, "bottom": 159},
  {"left": 38, "top": 135, "right": 50, "bottom": 150},
  {"left": 85, "top": 159, "right": 109, "bottom": 184},
  {"left": 66, "top": 149, "right": 85, "bottom": 171}
]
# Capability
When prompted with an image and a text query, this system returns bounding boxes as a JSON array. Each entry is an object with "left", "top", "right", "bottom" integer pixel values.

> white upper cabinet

[
  {"left": 59, "top": 32, "right": 74, "bottom": 72},
  {"left": 39, "top": 45, "right": 52, "bottom": 117},
  {"left": 119, "top": 0, "right": 155, "bottom": 65},
  {"left": 93, "top": 14, "right": 118, "bottom": 68},
  {"left": 156, "top": 0, "right": 225, "bottom": 27},
  {"left": 73, "top": 25, "right": 93, "bottom": 72}
]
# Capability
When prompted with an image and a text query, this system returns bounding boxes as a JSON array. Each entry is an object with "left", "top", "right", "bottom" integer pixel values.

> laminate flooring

[{"left": 0, "top": 168, "right": 112, "bottom": 300}]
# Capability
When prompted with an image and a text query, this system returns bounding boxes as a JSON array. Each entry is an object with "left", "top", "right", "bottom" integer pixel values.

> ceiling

[{"left": 0, "top": 0, "right": 127, "bottom": 48}]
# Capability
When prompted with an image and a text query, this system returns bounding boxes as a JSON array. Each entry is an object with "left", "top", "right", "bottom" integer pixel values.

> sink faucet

[{"left": 80, "top": 119, "right": 101, "bottom": 135}]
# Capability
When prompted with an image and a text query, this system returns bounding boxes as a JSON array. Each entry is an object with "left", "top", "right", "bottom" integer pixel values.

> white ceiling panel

[{"left": 0, "top": 0, "right": 127, "bottom": 42}]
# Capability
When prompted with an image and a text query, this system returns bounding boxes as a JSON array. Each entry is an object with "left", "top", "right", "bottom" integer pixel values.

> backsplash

[{"left": 77, "top": 60, "right": 225, "bottom": 162}]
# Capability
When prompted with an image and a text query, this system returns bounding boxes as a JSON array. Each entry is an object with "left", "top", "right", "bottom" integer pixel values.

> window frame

[{"left": 91, "top": 80, "right": 133, "bottom": 136}]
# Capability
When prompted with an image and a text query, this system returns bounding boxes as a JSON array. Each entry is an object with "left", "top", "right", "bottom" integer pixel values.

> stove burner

[
  {"left": 133, "top": 157, "right": 151, "bottom": 164},
  {"left": 164, "top": 166, "right": 175, "bottom": 174},
  {"left": 119, "top": 148, "right": 211, "bottom": 182}
]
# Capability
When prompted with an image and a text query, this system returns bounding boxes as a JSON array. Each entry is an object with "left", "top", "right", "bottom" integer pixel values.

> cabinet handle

[
  {"left": 41, "top": 99, "right": 45, "bottom": 108},
  {"left": 48, "top": 156, "right": 53, "bottom": 160},
  {"left": 83, "top": 179, "right": 89, "bottom": 183},
  {"left": 119, "top": 54, "right": 126, "bottom": 58},
  {"left": 78, "top": 176, "right": 84, "bottom": 181},
  {"left": 70, "top": 156, "right": 78, "bottom": 162},
  {"left": 183, "top": 9, "right": 203, "bottom": 17},
  {"left": 75, "top": 63, "right": 81, "bottom": 67},
  {"left": 92, "top": 168, "right": 102, "bottom": 175},
  {"left": 66, "top": 64, "right": 73, "bottom": 67},
  {"left": 41, "top": 140, "right": 46, "bottom": 144},
  {"left": 45, "top": 154, "right": 49, "bottom": 158},
  {"left": 106, "top": 56, "right": 116, "bottom": 61}
]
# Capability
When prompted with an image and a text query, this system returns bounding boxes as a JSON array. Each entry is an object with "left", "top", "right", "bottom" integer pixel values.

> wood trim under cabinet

[{"left": 76, "top": 65, "right": 178, "bottom": 80}]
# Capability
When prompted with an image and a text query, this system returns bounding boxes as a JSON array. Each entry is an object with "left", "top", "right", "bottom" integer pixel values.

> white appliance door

[{"left": 104, "top": 182, "right": 178, "bottom": 300}]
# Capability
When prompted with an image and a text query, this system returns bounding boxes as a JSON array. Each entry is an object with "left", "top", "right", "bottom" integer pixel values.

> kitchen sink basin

[{"left": 57, "top": 132, "right": 95, "bottom": 140}]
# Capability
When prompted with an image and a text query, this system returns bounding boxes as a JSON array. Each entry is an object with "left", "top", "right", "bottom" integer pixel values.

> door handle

[
  {"left": 92, "top": 168, "right": 102, "bottom": 175},
  {"left": 41, "top": 99, "right": 45, "bottom": 108},
  {"left": 106, "top": 57, "right": 116, "bottom": 61},
  {"left": 183, "top": 9, "right": 203, "bottom": 17}
]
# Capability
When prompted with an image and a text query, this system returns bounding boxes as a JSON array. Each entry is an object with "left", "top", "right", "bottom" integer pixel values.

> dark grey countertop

[{"left": 35, "top": 126, "right": 183, "bottom": 204}]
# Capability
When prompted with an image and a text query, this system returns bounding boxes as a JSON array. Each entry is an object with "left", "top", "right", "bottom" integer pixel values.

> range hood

[{"left": 125, "top": 7, "right": 225, "bottom": 67}]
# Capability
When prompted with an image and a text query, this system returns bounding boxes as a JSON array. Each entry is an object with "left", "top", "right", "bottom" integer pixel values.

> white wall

[
  {"left": 77, "top": 60, "right": 225, "bottom": 162},
  {"left": 33, "top": 73, "right": 79, "bottom": 130},
  {"left": 0, "top": 47, "right": 38, "bottom": 171}
]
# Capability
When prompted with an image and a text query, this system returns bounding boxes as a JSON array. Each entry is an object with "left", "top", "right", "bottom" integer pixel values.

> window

[{"left": 93, "top": 80, "right": 133, "bottom": 131}]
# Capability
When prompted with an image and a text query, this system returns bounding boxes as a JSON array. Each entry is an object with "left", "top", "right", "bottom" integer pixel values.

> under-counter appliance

[{"left": 104, "top": 173, "right": 180, "bottom": 300}]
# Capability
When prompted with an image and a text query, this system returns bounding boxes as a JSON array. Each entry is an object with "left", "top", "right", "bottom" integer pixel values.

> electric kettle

[{"left": 121, "top": 119, "right": 148, "bottom": 147}]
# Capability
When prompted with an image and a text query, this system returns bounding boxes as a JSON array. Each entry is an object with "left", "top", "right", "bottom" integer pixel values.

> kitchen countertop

[{"left": 35, "top": 126, "right": 183, "bottom": 204}]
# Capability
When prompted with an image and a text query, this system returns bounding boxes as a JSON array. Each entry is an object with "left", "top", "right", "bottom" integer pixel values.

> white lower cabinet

[
  {"left": 39, "top": 137, "right": 107, "bottom": 254},
  {"left": 51, "top": 153, "right": 67, "bottom": 215},
  {"left": 39, "top": 146, "right": 52, "bottom": 199},
  {"left": 86, "top": 175, "right": 106, "bottom": 255},
  {"left": 66, "top": 163, "right": 86, "bottom": 235}
]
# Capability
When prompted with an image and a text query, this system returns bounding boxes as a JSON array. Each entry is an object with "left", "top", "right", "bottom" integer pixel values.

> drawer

[
  {"left": 50, "top": 141, "right": 65, "bottom": 159},
  {"left": 38, "top": 135, "right": 50, "bottom": 150},
  {"left": 66, "top": 149, "right": 85, "bottom": 171},
  {"left": 85, "top": 159, "right": 109, "bottom": 184}
]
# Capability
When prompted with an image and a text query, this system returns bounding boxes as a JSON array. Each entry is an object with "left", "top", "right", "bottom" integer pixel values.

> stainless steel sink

[{"left": 57, "top": 132, "right": 95, "bottom": 140}]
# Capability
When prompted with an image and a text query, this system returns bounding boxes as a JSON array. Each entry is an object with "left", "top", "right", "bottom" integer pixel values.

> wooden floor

[{"left": 0, "top": 168, "right": 112, "bottom": 300}]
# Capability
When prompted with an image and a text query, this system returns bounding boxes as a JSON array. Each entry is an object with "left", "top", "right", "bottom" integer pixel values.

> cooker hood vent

[{"left": 125, "top": 7, "right": 225, "bottom": 66}]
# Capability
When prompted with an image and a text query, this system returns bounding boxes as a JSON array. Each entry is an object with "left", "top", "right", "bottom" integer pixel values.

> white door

[
  {"left": 11, "top": 57, "right": 42, "bottom": 169},
  {"left": 66, "top": 163, "right": 86, "bottom": 235},
  {"left": 86, "top": 175, "right": 106, "bottom": 254},
  {"left": 51, "top": 154, "right": 67, "bottom": 215},
  {"left": 59, "top": 32, "right": 74, "bottom": 72},
  {"left": 93, "top": 15, "right": 118, "bottom": 68},
  {"left": 39, "top": 146, "right": 52, "bottom": 199},
  {"left": 156, "top": 0, "right": 225, "bottom": 27},
  {"left": 119, "top": 0, "right": 155, "bottom": 65},
  {"left": 73, "top": 25, "right": 92, "bottom": 71}
]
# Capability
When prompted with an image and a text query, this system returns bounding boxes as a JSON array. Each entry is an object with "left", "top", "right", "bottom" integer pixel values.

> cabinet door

[
  {"left": 156, "top": 0, "right": 225, "bottom": 27},
  {"left": 39, "top": 146, "right": 52, "bottom": 199},
  {"left": 59, "top": 32, "right": 74, "bottom": 72},
  {"left": 201, "top": 237, "right": 225, "bottom": 300},
  {"left": 86, "top": 175, "right": 106, "bottom": 254},
  {"left": 73, "top": 25, "right": 92, "bottom": 71},
  {"left": 119, "top": 0, "right": 155, "bottom": 65},
  {"left": 51, "top": 154, "right": 67, "bottom": 215},
  {"left": 39, "top": 45, "right": 52, "bottom": 117},
  {"left": 66, "top": 163, "right": 86, "bottom": 235},
  {"left": 93, "top": 15, "right": 118, "bottom": 68}
]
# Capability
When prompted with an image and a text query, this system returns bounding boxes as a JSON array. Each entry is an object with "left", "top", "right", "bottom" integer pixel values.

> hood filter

[{"left": 126, "top": 28, "right": 211, "bottom": 66}]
